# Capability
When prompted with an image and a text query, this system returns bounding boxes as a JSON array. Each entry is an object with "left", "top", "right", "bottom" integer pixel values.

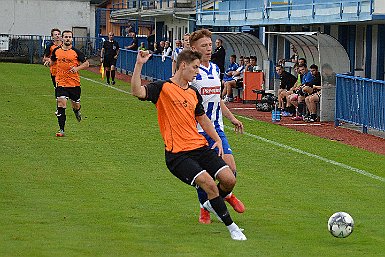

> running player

[
  {"left": 131, "top": 49, "right": 247, "bottom": 241},
  {"left": 50, "top": 30, "right": 89, "bottom": 137},
  {"left": 189, "top": 29, "right": 245, "bottom": 224},
  {"left": 43, "top": 28, "right": 62, "bottom": 88}
]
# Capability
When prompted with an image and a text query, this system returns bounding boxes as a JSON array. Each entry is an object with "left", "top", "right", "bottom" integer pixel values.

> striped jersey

[
  {"left": 191, "top": 62, "right": 224, "bottom": 133},
  {"left": 171, "top": 47, "right": 183, "bottom": 61}
]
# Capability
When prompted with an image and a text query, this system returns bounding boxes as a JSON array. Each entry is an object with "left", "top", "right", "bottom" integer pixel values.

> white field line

[
  {"left": 227, "top": 124, "right": 385, "bottom": 183},
  {"left": 81, "top": 76, "right": 132, "bottom": 95},
  {"left": 83, "top": 75, "right": 385, "bottom": 183}
]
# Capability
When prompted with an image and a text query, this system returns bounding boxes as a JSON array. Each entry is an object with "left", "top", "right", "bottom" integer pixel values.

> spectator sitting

[
  {"left": 158, "top": 40, "right": 165, "bottom": 53},
  {"left": 161, "top": 41, "right": 172, "bottom": 61},
  {"left": 222, "top": 56, "right": 245, "bottom": 102},
  {"left": 246, "top": 56, "right": 262, "bottom": 72},
  {"left": 275, "top": 65, "right": 297, "bottom": 116},
  {"left": 303, "top": 64, "right": 322, "bottom": 122},
  {"left": 289, "top": 63, "right": 314, "bottom": 121},
  {"left": 222, "top": 55, "right": 239, "bottom": 83},
  {"left": 153, "top": 42, "right": 162, "bottom": 55},
  {"left": 279, "top": 63, "right": 302, "bottom": 117},
  {"left": 125, "top": 32, "right": 138, "bottom": 51},
  {"left": 138, "top": 42, "right": 146, "bottom": 51}
]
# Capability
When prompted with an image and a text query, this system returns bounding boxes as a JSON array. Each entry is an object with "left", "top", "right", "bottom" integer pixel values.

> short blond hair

[{"left": 189, "top": 29, "right": 211, "bottom": 47}]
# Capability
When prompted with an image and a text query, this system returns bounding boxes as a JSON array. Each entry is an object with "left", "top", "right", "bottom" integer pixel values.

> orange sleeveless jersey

[
  {"left": 51, "top": 47, "right": 86, "bottom": 87},
  {"left": 144, "top": 80, "right": 208, "bottom": 153}
]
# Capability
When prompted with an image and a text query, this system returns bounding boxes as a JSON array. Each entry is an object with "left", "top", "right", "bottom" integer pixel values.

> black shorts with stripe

[
  {"left": 165, "top": 146, "right": 228, "bottom": 186},
  {"left": 55, "top": 86, "right": 81, "bottom": 103}
]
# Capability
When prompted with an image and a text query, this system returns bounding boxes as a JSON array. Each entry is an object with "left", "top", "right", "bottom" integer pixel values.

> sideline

[
  {"left": 82, "top": 75, "right": 385, "bottom": 184},
  {"left": 81, "top": 76, "right": 132, "bottom": 95}
]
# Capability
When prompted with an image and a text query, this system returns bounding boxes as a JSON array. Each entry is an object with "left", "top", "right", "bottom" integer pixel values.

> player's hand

[
  {"left": 211, "top": 140, "right": 224, "bottom": 157},
  {"left": 100, "top": 58, "right": 103, "bottom": 63},
  {"left": 136, "top": 50, "right": 152, "bottom": 64},
  {"left": 114, "top": 55, "right": 118, "bottom": 59},
  {"left": 43, "top": 60, "right": 51, "bottom": 67},
  {"left": 231, "top": 118, "right": 244, "bottom": 134},
  {"left": 69, "top": 66, "right": 78, "bottom": 73}
]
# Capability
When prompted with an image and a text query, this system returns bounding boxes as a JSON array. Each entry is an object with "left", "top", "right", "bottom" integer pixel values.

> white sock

[{"left": 226, "top": 222, "right": 238, "bottom": 232}]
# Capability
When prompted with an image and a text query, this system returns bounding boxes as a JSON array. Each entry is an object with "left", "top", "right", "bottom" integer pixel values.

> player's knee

[
  {"left": 218, "top": 169, "right": 236, "bottom": 189},
  {"left": 204, "top": 182, "right": 219, "bottom": 197},
  {"left": 57, "top": 97, "right": 67, "bottom": 108}
]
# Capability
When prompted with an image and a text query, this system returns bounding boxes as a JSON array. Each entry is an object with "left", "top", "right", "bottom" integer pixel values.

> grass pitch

[{"left": 0, "top": 63, "right": 384, "bottom": 257}]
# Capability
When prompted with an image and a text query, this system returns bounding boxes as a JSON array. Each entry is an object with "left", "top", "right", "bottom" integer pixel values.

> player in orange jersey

[
  {"left": 131, "top": 49, "right": 247, "bottom": 241},
  {"left": 43, "top": 28, "right": 62, "bottom": 88},
  {"left": 50, "top": 30, "right": 89, "bottom": 137}
]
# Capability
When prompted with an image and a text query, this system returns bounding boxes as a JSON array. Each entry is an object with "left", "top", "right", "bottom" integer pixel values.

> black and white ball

[{"left": 328, "top": 212, "right": 354, "bottom": 238}]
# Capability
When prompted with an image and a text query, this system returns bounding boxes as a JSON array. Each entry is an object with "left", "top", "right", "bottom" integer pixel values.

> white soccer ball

[{"left": 327, "top": 212, "right": 354, "bottom": 238}]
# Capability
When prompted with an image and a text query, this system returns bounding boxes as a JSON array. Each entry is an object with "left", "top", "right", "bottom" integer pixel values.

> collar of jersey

[{"left": 199, "top": 62, "right": 214, "bottom": 76}]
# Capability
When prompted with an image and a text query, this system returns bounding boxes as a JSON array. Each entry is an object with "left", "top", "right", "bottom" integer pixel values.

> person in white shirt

[
  {"left": 161, "top": 41, "right": 172, "bottom": 62},
  {"left": 171, "top": 39, "right": 183, "bottom": 75},
  {"left": 189, "top": 29, "right": 246, "bottom": 225}
]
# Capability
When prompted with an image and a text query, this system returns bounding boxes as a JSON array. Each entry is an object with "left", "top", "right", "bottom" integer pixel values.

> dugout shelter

[{"left": 266, "top": 32, "right": 350, "bottom": 122}]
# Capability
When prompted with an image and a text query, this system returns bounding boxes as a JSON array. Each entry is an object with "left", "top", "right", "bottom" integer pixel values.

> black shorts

[
  {"left": 55, "top": 86, "right": 81, "bottom": 103},
  {"left": 103, "top": 57, "right": 117, "bottom": 68},
  {"left": 165, "top": 146, "right": 229, "bottom": 186}
]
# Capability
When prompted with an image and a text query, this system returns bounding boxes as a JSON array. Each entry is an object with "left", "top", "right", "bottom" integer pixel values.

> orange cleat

[
  {"left": 225, "top": 194, "right": 245, "bottom": 213},
  {"left": 56, "top": 130, "right": 65, "bottom": 137},
  {"left": 199, "top": 208, "right": 211, "bottom": 224}
]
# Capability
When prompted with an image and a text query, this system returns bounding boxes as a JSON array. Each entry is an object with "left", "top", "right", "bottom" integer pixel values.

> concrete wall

[
  {"left": 161, "top": 15, "right": 190, "bottom": 44},
  {"left": 0, "top": 0, "right": 95, "bottom": 37},
  {"left": 374, "top": 0, "right": 385, "bottom": 14}
]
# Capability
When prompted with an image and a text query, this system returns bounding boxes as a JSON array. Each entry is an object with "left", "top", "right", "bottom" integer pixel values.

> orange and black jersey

[
  {"left": 143, "top": 80, "right": 208, "bottom": 153},
  {"left": 51, "top": 46, "right": 86, "bottom": 87},
  {"left": 44, "top": 41, "right": 62, "bottom": 75}
]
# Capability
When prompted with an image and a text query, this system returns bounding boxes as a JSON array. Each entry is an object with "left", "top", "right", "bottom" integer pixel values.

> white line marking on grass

[
  {"left": 81, "top": 76, "right": 132, "bottom": 95},
  {"left": 233, "top": 128, "right": 385, "bottom": 183},
  {"left": 83, "top": 75, "right": 384, "bottom": 183}
]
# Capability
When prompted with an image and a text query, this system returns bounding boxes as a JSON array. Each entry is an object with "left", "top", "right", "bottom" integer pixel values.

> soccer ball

[{"left": 327, "top": 212, "right": 354, "bottom": 238}]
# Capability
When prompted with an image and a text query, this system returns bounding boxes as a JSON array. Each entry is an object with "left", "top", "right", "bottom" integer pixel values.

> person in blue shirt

[
  {"left": 222, "top": 55, "right": 239, "bottom": 101},
  {"left": 223, "top": 55, "right": 239, "bottom": 82},
  {"left": 290, "top": 63, "right": 314, "bottom": 121}
]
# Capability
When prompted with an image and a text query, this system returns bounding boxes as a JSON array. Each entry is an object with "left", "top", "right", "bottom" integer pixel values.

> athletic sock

[
  {"left": 197, "top": 187, "right": 208, "bottom": 205},
  {"left": 106, "top": 70, "right": 110, "bottom": 82},
  {"left": 111, "top": 70, "right": 115, "bottom": 81},
  {"left": 73, "top": 106, "right": 81, "bottom": 114},
  {"left": 209, "top": 196, "right": 233, "bottom": 226},
  {"left": 57, "top": 107, "right": 66, "bottom": 131}
]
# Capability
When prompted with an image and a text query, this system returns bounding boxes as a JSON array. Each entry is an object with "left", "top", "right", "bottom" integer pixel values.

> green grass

[{"left": 1, "top": 63, "right": 384, "bottom": 257}]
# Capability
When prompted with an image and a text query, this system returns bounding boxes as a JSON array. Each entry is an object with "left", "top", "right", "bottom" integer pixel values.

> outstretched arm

[
  {"left": 196, "top": 114, "right": 223, "bottom": 157},
  {"left": 131, "top": 50, "right": 152, "bottom": 98}
]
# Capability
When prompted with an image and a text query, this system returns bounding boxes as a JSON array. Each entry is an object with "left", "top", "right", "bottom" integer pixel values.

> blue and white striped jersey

[{"left": 191, "top": 62, "right": 224, "bottom": 133}]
